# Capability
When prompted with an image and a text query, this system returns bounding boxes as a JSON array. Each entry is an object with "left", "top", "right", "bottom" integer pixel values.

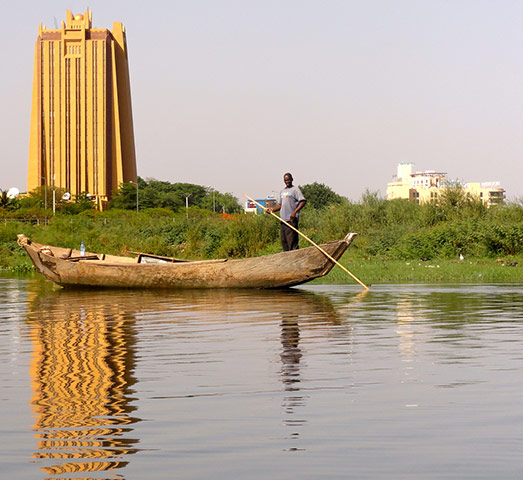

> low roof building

[{"left": 386, "top": 163, "right": 505, "bottom": 206}]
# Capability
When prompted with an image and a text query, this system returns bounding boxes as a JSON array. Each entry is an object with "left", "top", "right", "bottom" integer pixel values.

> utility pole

[
  {"left": 52, "top": 174, "right": 56, "bottom": 214},
  {"left": 185, "top": 194, "right": 191, "bottom": 219},
  {"left": 207, "top": 186, "right": 216, "bottom": 213},
  {"left": 41, "top": 176, "right": 47, "bottom": 210}
]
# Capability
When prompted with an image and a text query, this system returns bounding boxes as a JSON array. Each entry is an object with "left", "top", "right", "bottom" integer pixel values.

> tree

[
  {"left": 439, "top": 181, "right": 466, "bottom": 209},
  {"left": 19, "top": 186, "right": 51, "bottom": 209},
  {"left": 214, "top": 192, "right": 242, "bottom": 214},
  {"left": 110, "top": 181, "right": 141, "bottom": 210},
  {"left": 0, "top": 191, "right": 19, "bottom": 211},
  {"left": 60, "top": 192, "right": 97, "bottom": 214},
  {"left": 109, "top": 178, "right": 242, "bottom": 213},
  {"left": 299, "top": 182, "right": 343, "bottom": 210},
  {"left": 438, "top": 181, "right": 488, "bottom": 221}
]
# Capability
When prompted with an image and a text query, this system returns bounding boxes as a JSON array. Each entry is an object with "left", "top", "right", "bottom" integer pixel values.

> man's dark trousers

[{"left": 280, "top": 218, "right": 299, "bottom": 251}]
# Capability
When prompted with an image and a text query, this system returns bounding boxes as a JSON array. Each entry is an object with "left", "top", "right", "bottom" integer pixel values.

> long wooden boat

[{"left": 17, "top": 233, "right": 356, "bottom": 289}]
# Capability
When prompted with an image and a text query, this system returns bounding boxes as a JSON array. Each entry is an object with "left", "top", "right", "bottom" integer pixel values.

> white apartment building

[{"left": 386, "top": 163, "right": 505, "bottom": 206}]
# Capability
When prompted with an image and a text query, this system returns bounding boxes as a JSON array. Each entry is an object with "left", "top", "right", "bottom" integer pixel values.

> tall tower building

[{"left": 28, "top": 10, "right": 137, "bottom": 208}]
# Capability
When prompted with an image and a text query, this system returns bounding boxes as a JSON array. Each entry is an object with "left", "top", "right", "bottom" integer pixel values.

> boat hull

[{"left": 17, "top": 233, "right": 357, "bottom": 289}]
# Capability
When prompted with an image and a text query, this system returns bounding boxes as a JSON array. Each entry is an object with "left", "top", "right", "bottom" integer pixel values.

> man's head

[{"left": 283, "top": 173, "right": 293, "bottom": 188}]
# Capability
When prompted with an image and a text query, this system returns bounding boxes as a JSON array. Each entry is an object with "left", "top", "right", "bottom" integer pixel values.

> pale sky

[{"left": 1, "top": 0, "right": 522, "bottom": 202}]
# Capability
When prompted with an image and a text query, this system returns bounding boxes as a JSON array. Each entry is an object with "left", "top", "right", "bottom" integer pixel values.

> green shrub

[{"left": 2, "top": 197, "right": 523, "bottom": 272}]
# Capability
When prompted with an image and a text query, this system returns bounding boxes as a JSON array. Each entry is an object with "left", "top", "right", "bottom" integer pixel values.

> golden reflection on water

[
  {"left": 24, "top": 285, "right": 365, "bottom": 475},
  {"left": 10, "top": 279, "right": 523, "bottom": 478},
  {"left": 26, "top": 289, "right": 139, "bottom": 477},
  {"left": 396, "top": 298, "right": 419, "bottom": 359}
]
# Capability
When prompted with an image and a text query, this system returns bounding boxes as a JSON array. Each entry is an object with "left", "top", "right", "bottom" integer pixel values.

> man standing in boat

[{"left": 267, "top": 173, "right": 306, "bottom": 251}]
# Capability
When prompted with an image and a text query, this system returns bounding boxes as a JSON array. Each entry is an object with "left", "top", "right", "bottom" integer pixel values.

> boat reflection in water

[{"left": 25, "top": 286, "right": 367, "bottom": 475}]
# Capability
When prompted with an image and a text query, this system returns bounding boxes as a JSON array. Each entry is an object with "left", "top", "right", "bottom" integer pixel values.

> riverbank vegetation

[{"left": 1, "top": 181, "right": 522, "bottom": 283}]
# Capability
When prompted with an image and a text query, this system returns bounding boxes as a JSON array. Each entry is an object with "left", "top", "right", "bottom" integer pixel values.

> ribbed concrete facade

[{"left": 28, "top": 10, "right": 136, "bottom": 208}]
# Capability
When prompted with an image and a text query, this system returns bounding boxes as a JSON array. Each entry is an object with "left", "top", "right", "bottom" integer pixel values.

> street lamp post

[
  {"left": 52, "top": 174, "right": 56, "bottom": 215},
  {"left": 136, "top": 180, "right": 139, "bottom": 213},
  {"left": 207, "top": 186, "right": 216, "bottom": 213},
  {"left": 185, "top": 194, "right": 191, "bottom": 219}
]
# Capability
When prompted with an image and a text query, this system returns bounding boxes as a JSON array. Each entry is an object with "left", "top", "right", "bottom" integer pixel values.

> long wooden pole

[{"left": 244, "top": 194, "right": 369, "bottom": 290}]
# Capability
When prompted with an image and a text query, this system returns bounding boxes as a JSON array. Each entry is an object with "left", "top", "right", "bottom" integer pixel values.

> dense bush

[
  {"left": 1, "top": 191, "right": 523, "bottom": 273},
  {"left": 299, "top": 182, "right": 343, "bottom": 210}
]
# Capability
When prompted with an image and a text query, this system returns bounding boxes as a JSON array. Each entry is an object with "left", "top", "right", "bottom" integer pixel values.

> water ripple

[{"left": 2, "top": 279, "right": 523, "bottom": 478}]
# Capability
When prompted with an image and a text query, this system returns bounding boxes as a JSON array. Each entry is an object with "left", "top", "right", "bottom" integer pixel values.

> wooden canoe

[{"left": 17, "top": 233, "right": 357, "bottom": 289}]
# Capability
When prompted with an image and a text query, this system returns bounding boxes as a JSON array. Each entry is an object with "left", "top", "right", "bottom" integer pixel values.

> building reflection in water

[
  {"left": 396, "top": 298, "right": 419, "bottom": 359},
  {"left": 26, "top": 289, "right": 140, "bottom": 477}
]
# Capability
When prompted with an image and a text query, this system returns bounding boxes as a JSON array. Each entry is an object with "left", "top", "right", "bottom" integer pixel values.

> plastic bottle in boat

[{"left": 80, "top": 241, "right": 86, "bottom": 257}]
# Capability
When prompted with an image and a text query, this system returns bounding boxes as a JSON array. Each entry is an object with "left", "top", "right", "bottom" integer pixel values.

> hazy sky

[{"left": 1, "top": 0, "right": 522, "bottom": 202}]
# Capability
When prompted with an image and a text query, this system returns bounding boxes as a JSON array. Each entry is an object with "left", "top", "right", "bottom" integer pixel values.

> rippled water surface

[{"left": 1, "top": 276, "right": 523, "bottom": 479}]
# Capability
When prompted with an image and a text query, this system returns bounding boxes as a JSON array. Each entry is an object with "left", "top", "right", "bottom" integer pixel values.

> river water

[{"left": 1, "top": 276, "right": 523, "bottom": 479}]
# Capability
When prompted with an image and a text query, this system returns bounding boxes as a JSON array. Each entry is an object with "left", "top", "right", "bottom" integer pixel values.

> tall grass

[{"left": 1, "top": 198, "right": 522, "bottom": 283}]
